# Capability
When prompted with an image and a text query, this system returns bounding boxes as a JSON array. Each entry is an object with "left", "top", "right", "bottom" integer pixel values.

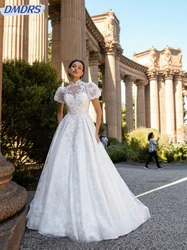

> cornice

[
  {"left": 86, "top": 9, "right": 105, "bottom": 51},
  {"left": 120, "top": 55, "right": 148, "bottom": 73}
]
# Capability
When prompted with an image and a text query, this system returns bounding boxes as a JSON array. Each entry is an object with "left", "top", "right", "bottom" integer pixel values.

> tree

[
  {"left": 48, "top": 32, "right": 52, "bottom": 63},
  {"left": 2, "top": 60, "right": 61, "bottom": 166}
]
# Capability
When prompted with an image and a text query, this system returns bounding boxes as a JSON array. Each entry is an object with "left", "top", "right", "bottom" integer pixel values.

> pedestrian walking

[{"left": 144, "top": 132, "right": 163, "bottom": 170}]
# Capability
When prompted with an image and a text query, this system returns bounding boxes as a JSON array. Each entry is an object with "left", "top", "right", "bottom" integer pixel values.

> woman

[
  {"left": 144, "top": 132, "right": 163, "bottom": 170},
  {"left": 27, "top": 59, "right": 151, "bottom": 242}
]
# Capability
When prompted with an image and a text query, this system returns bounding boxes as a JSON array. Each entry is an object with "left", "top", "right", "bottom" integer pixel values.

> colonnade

[
  {"left": 3, "top": 0, "right": 48, "bottom": 63},
  {"left": 147, "top": 70, "right": 184, "bottom": 142},
  {"left": 1, "top": 0, "right": 186, "bottom": 143}
]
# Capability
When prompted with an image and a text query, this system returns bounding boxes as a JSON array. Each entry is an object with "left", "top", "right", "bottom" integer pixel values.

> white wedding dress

[{"left": 26, "top": 80, "right": 150, "bottom": 242}]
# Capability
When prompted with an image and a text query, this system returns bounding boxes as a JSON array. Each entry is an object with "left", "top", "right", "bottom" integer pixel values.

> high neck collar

[{"left": 69, "top": 79, "right": 81, "bottom": 86}]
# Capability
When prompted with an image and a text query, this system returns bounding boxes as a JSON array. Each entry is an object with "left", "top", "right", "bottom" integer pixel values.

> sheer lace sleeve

[
  {"left": 86, "top": 82, "right": 101, "bottom": 100},
  {"left": 54, "top": 86, "right": 65, "bottom": 103}
]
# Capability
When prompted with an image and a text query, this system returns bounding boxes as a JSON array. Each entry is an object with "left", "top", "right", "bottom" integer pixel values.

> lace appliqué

[{"left": 86, "top": 82, "right": 101, "bottom": 100}]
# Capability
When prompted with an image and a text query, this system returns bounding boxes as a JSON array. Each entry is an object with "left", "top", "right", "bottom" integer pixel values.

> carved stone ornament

[
  {"left": 178, "top": 49, "right": 183, "bottom": 65},
  {"left": 123, "top": 75, "right": 136, "bottom": 85},
  {"left": 147, "top": 69, "right": 158, "bottom": 80},
  {"left": 89, "top": 51, "right": 99, "bottom": 66},
  {"left": 105, "top": 40, "right": 116, "bottom": 53},
  {"left": 149, "top": 46, "right": 157, "bottom": 67},
  {"left": 136, "top": 79, "right": 148, "bottom": 86},
  {"left": 164, "top": 68, "right": 174, "bottom": 79},
  {"left": 164, "top": 45, "right": 172, "bottom": 64}
]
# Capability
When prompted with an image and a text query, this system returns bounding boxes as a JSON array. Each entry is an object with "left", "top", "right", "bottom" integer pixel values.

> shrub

[
  {"left": 2, "top": 59, "right": 61, "bottom": 166},
  {"left": 106, "top": 144, "right": 126, "bottom": 162},
  {"left": 107, "top": 137, "right": 119, "bottom": 146}
]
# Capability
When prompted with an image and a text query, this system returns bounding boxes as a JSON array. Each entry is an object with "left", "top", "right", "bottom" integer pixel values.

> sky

[{"left": 85, "top": 0, "right": 187, "bottom": 71}]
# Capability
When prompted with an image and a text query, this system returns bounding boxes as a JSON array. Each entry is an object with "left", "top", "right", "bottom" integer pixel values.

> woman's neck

[{"left": 70, "top": 77, "right": 80, "bottom": 83}]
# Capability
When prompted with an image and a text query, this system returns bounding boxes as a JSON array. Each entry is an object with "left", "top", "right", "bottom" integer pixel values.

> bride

[{"left": 26, "top": 59, "right": 151, "bottom": 242}]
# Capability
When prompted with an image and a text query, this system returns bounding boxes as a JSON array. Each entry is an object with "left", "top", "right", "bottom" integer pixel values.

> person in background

[
  {"left": 100, "top": 134, "right": 108, "bottom": 148},
  {"left": 144, "top": 132, "right": 163, "bottom": 170}
]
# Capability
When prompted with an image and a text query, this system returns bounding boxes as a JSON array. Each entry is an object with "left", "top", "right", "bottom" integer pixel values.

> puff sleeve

[
  {"left": 54, "top": 86, "right": 65, "bottom": 103},
  {"left": 86, "top": 82, "right": 101, "bottom": 100}
]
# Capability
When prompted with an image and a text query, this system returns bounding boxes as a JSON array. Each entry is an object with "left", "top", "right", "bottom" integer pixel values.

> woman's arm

[
  {"left": 57, "top": 103, "right": 64, "bottom": 124},
  {"left": 91, "top": 98, "right": 102, "bottom": 143}
]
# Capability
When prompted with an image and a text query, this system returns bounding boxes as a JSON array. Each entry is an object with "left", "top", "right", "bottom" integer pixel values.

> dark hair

[
  {"left": 148, "top": 132, "right": 153, "bottom": 141},
  {"left": 68, "top": 59, "right": 85, "bottom": 78}
]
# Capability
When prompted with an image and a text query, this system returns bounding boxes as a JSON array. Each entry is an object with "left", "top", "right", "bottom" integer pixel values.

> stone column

[
  {"left": 0, "top": 0, "right": 3, "bottom": 125},
  {"left": 124, "top": 76, "right": 134, "bottom": 131},
  {"left": 148, "top": 71, "right": 159, "bottom": 130},
  {"left": 28, "top": 0, "right": 48, "bottom": 63},
  {"left": 104, "top": 42, "right": 117, "bottom": 138},
  {"left": 158, "top": 74, "right": 166, "bottom": 134},
  {"left": 3, "top": 0, "right": 26, "bottom": 60},
  {"left": 116, "top": 48, "right": 122, "bottom": 141},
  {"left": 88, "top": 51, "right": 99, "bottom": 122},
  {"left": 3, "top": 0, "right": 48, "bottom": 63},
  {"left": 60, "top": 0, "right": 86, "bottom": 83},
  {"left": 0, "top": 0, "right": 27, "bottom": 222},
  {"left": 164, "top": 70, "right": 175, "bottom": 141},
  {"left": 50, "top": 5, "right": 61, "bottom": 78},
  {"left": 136, "top": 80, "right": 146, "bottom": 127},
  {"left": 100, "top": 64, "right": 106, "bottom": 123},
  {"left": 174, "top": 73, "right": 184, "bottom": 143}
]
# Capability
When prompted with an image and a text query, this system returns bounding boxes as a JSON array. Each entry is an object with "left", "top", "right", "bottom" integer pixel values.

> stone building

[{"left": 1, "top": 0, "right": 187, "bottom": 143}]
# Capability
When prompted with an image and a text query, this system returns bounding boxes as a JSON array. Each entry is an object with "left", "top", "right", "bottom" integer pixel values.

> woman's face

[{"left": 68, "top": 61, "right": 84, "bottom": 80}]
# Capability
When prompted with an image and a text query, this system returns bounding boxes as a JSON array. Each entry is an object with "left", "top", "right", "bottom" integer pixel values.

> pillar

[
  {"left": 124, "top": 76, "right": 134, "bottom": 131},
  {"left": 50, "top": 5, "right": 61, "bottom": 78},
  {"left": 174, "top": 73, "right": 184, "bottom": 143},
  {"left": 136, "top": 80, "right": 146, "bottom": 127},
  {"left": 27, "top": 0, "right": 48, "bottom": 63},
  {"left": 60, "top": 0, "right": 86, "bottom": 83},
  {"left": 3, "top": 0, "right": 26, "bottom": 60},
  {"left": 148, "top": 71, "right": 159, "bottom": 130},
  {"left": 88, "top": 51, "right": 99, "bottom": 122},
  {"left": 0, "top": 0, "right": 27, "bottom": 222},
  {"left": 164, "top": 70, "right": 175, "bottom": 141},
  {"left": 116, "top": 50, "right": 122, "bottom": 141},
  {"left": 158, "top": 74, "right": 166, "bottom": 134},
  {"left": 105, "top": 46, "right": 117, "bottom": 138}
]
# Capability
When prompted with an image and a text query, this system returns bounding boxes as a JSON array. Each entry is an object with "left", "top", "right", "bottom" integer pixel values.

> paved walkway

[{"left": 20, "top": 162, "right": 187, "bottom": 250}]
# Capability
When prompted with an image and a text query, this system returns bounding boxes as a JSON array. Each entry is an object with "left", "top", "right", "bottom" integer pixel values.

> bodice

[{"left": 54, "top": 80, "right": 101, "bottom": 115}]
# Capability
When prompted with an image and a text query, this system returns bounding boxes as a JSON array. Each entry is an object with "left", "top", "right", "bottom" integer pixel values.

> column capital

[
  {"left": 164, "top": 69, "right": 174, "bottom": 80},
  {"left": 89, "top": 51, "right": 99, "bottom": 66},
  {"left": 174, "top": 70, "right": 184, "bottom": 81},
  {"left": 123, "top": 75, "right": 136, "bottom": 85},
  {"left": 49, "top": 5, "right": 61, "bottom": 25},
  {"left": 135, "top": 79, "right": 148, "bottom": 86},
  {"left": 105, "top": 40, "right": 122, "bottom": 55},
  {"left": 115, "top": 44, "right": 123, "bottom": 58},
  {"left": 147, "top": 69, "right": 158, "bottom": 80}
]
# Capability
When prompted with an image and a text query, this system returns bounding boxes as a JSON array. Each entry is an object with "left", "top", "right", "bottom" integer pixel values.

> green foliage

[
  {"left": 106, "top": 144, "right": 126, "bottom": 162},
  {"left": 48, "top": 32, "right": 52, "bottom": 63},
  {"left": 164, "top": 145, "right": 187, "bottom": 163},
  {"left": 164, "top": 149, "right": 175, "bottom": 163},
  {"left": 107, "top": 137, "right": 119, "bottom": 146},
  {"left": 99, "top": 123, "right": 105, "bottom": 135},
  {"left": 127, "top": 127, "right": 171, "bottom": 162},
  {"left": 2, "top": 59, "right": 60, "bottom": 166}
]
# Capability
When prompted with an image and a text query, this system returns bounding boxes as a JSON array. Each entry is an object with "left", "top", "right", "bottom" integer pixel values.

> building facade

[{"left": 1, "top": 0, "right": 187, "bottom": 143}]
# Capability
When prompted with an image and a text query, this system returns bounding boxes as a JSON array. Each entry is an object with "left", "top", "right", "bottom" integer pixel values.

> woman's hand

[{"left": 96, "top": 134, "right": 100, "bottom": 143}]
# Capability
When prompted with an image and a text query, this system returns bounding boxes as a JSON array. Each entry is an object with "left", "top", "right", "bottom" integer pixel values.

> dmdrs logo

[{"left": 0, "top": 5, "right": 45, "bottom": 16}]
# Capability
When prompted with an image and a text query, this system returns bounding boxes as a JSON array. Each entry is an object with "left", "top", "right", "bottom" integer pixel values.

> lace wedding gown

[{"left": 26, "top": 80, "right": 151, "bottom": 242}]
